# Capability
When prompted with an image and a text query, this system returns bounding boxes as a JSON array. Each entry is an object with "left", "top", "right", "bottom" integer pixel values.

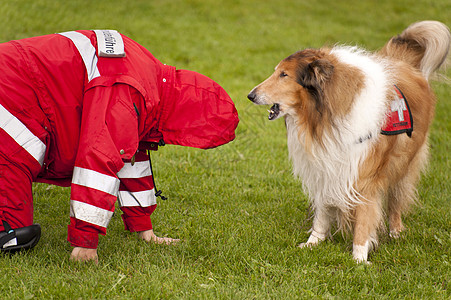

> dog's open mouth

[{"left": 268, "top": 103, "right": 280, "bottom": 120}]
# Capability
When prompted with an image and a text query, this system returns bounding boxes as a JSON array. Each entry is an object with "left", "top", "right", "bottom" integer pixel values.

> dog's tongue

[{"left": 268, "top": 103, "right": 280, "bottom": 120}]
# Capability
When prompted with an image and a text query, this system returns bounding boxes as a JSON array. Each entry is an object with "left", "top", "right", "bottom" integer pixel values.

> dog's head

[{"left": 248, "top": 49, "right": 335, "bottom": 121}]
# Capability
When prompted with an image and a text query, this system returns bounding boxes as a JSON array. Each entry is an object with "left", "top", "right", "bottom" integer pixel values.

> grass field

[{"left": 1, "top": 0, "right": 450, "bottom": 298}]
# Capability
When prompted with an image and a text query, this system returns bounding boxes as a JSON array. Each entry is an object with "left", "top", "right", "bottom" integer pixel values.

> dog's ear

[
  {"left": 297, "top": 59, "right": 334, "bottom": 112},
  {"left": 298, "top": 59, "right": 334, "bottom": 89},
  {"left": 307, "top": 59, "right": 334, "bottom": 85}
]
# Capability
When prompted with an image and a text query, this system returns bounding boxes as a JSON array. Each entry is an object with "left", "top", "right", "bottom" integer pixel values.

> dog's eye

[{"left": 280, "top": 71, "right": 288, "bottom": 78}]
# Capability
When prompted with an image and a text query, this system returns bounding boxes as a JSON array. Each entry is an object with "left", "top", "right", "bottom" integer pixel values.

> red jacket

[{"left": 0, "top": 30, "right": 239, "bottom": 248}]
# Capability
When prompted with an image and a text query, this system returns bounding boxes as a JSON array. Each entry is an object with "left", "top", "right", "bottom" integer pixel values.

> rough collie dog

[{"left": 248, "top": 21, "right": 450, "bottom": 262}]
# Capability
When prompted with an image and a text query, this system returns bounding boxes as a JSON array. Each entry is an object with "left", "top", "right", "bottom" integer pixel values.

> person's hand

[
  {"left": 70, "top": 247, "right": 98, "bottom": 263},
  {"left": 138, "top": 229, "right": 180, "bottom": 245}
]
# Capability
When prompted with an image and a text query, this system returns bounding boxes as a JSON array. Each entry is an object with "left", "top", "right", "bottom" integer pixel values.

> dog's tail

[{"left": 380, "top": 21, "right": 450, "bottom": 80}]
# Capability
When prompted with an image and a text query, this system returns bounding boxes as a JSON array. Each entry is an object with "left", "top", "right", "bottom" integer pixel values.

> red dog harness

[
  {"left": 357, "top": 85, "right": 413, "bottom": 144},
  {"left": 381, "top": 85, "right": 413, "bottom": 137}
]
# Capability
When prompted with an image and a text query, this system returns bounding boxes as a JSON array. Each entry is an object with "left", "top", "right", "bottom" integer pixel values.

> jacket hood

[{"left": 156, "top": 67, "right": 239, "bottom": 149}]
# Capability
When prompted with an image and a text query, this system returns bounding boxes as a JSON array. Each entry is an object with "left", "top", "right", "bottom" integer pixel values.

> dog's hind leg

[
  {"left": 388, "top": 143, "right": 429, "bottom": 238},
  {"left": 299, "top": 206, "right": 331, "bottom": 248},
  {"left": 352, "top": 195, "right": 383, "bottom": 263},
  {"left": 387, "top": 185, "right": 408, "bottom": 239}
]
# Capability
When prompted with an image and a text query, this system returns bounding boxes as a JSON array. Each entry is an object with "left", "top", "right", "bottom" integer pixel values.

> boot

[{"left": 0, "top": 220, "right": 41, "bottom": 252}]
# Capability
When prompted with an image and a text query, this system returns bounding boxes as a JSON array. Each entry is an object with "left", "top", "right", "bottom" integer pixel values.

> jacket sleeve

[
  {"left": 117, "top": 150, "right": 157, "bottom": 232},
  {"left": 68, "top": 83, "right": 140, "bottom": 248}
]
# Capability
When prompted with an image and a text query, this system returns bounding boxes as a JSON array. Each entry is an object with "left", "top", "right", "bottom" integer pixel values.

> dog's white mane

[{"left": 287, "top": 46, "right": 394, "bottom": 213}]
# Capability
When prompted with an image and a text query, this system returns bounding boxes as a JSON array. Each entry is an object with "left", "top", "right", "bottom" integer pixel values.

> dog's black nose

[{"left": 247, "top": 91, "right": 256, "bottom": 102}]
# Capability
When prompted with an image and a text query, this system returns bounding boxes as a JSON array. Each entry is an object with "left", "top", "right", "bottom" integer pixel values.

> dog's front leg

[
  {"left": 352, "top": 198, "right": 382, "bottom": 263},
  {"left": 298, "top": 207, "right": 331, "bottom": 248}
]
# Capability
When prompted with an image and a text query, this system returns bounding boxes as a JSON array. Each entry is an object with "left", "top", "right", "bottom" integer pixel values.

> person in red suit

[{"left": 0, "top": 30, "right": 239, "bottom": 262}]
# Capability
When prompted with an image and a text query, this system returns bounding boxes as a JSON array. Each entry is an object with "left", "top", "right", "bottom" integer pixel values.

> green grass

[{"left": 1, "top": 0, "right": 450, "bottom": 298}]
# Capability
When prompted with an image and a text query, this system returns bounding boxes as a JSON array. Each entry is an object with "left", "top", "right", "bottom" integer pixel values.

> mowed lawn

[{"left": 1, "top": 0, "right": 450, "bottom": 298}]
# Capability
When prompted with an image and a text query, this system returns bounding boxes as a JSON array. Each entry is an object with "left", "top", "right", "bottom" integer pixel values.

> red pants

[{"left": 0, "top": 154, "right": 36, "bottom": 231}]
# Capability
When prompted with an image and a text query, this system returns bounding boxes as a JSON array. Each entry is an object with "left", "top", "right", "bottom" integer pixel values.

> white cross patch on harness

[
  {"left": 390, "top": 98, "right": 407, "bottom": 122},
  {"left": 94, "top": 30, "right": 126, "bottom": 57}
]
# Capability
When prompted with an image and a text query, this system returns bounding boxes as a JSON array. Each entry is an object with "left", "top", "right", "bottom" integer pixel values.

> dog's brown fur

[{"left": 248, "top": 21, "right": 450, "bottom": 262}]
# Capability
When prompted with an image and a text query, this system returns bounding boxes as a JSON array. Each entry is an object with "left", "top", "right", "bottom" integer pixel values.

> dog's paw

[
  {"left": 354, "top": 257, "right": 372, "bottom": 265},
  {"left": 389, "top": 227, "right": 404, "bottom": 239},
  {"left": 298, "top": 230, "right": 327, "bottom": 249},
  {"left": 298, "top": 242, "right": 316, "bottom": 248},
  {"left": 389, "top": 221, "right": 405, "bottom": 239},
  {"left": 352, "top": 242, "right": 370, "bottom": 264}
]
